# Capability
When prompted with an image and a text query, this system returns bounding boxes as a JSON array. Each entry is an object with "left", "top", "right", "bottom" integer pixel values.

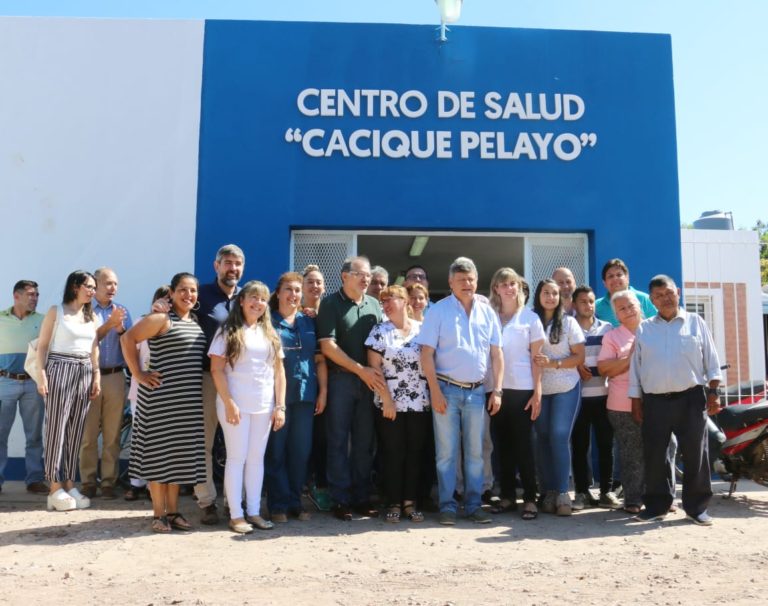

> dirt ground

[{"left": 1, "top": 479, "right": 767, "bottom": 606}]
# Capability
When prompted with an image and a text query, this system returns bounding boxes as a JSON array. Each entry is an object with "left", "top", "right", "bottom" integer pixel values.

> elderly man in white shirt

[{"left": 629, "top": 275, "right": 722, "bottom": 526}]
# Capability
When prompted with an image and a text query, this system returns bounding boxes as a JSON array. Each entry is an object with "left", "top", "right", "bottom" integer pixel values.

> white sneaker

[
  {"left": 47, "top": 488, "right": 76, "bottom": 512},
  {"left": 599, "top": 491, "right": 622, "bottom": 509},
  {"left": 67, "top": 487, "right": 91, "bottom": 509}
]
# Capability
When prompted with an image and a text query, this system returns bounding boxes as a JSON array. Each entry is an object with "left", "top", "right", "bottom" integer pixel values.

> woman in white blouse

[
  {"left": 532, "top": 279, "right": 586, "bottom": 516},
  {"left": 488, "top": 268, "right": 545, "bottom": 520},
  {"left": 365, "top": 285, "right": 430, "bottom": 523}
]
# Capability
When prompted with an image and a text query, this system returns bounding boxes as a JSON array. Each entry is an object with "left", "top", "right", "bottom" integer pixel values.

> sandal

[
  {"left": 166, "top": 512, "right": 192, "bottom": 531},
  {"left": 151, "top": 516, "right": 170, "bottom": 533},
  {"left": 521, "top": 502, "right": 538, "bottom": 521},
  {"left": 385, "top": 505, "right": 401, "bottom": 523},
  {"left": 490, "top": 498, "right": 517, "bottom": 514},
  {"left": 402, "top": 506, "right": 424, "bottom": 523},
  {"left": 624, "top": 504, "right": 642, "bottom": 515}
]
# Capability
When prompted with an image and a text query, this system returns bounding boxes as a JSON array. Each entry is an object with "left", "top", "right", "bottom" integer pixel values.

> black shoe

[
  {"left": 333, "top": 504, "right": 352, "bottom": 521},
  {"left": 481, "top": 490, "right": 494, "bottom": 505},
  {"left": 200, "top": 503, "right": 220, "bottom": 525},
  {"left": 353, "top": 502, "right": 379, "bottom": 518}
]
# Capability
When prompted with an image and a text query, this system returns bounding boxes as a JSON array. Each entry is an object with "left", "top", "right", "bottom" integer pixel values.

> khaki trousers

[
  {"left": 194, "top": 371, "right": 219, "bottom": 508},
  {"left": 79, "top": 371, "right": 126, "bottom": 488}
]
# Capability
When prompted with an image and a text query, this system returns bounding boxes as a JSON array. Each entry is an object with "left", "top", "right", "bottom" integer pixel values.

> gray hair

[
  {"left": 341, "top": 255, "right": 370, "bottom": 274},
  {"left": 449, "top": 256, "right": 477, "bottom": 278},
  {"left": 216, "top": 244, "right": 245, "bottom": 263},
  {"left": 93, "top": 267, "right": 116, "bottom": 282},
  {"left": 648, "top": 274, "right": 677, "bottom": 292},
  {"left": 610, "top": 289, "right": 640, "bottom": 314},
  {"left": 370, "top": 266, "right": 389, "bottom": 282}
]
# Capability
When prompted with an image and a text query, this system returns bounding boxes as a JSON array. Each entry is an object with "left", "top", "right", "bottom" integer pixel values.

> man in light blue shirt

[
  {"left": 629, "top": 275, "right": 722, "bottom": 526},
  {"left": 595, "top": 258, "right": 657, "bottom": 326},
  {"left": 416, "top": 257, "right": 503, "bottom": 525},
  {"left": 79, "top": 268, "right": 133, "bottom": 499},
  {"left": 0, "top": 280, "right": 47, "bottom": 494}
]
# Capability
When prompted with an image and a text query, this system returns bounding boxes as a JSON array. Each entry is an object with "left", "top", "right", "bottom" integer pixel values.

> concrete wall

[
  {"left": 681, "top": 228, "right": 766, "bottom": 386},
  {"left": 0, "top": 17, "right": 204, "bottom": 464}
]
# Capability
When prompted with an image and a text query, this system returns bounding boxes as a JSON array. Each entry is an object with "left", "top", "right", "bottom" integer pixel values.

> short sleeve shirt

[
  {"left": 597, "top": 325, "right": 634, "bottom": 412},
  {"left": 540, "top": 314, "right": 585, "bottom": 395},
  {"left": 499, "top": 307, "right": 546, "bottom": 390},
  {"left": 316, "top": 289, "right": 382, "bottom": 369},
  {"left": 414, "top": 295, "right": 502, "bottom": 384},
  {"left": 272, "top": 311, "right": 319, "bottom": 404},
  {"left": 365, "top": 320, "right": 430, "bottom": 412},
  {"left": 208, "top": 325, "right": 285, "bottom": 414}
]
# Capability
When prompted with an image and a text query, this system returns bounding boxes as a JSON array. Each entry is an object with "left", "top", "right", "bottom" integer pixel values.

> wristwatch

[
  {"left": 706, "top": 387, "right": 720, "bottom": 397},
  {"left": 493, "top": 389, "right": 503, "bottom": 397}
]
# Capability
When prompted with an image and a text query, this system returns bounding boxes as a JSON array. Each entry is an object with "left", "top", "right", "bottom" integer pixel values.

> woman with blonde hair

[
  {"left": 406, "top": 283, "right": 429, "bottom": 322},
  {"left": 487, "top": 268, "right": 545, "bottom": 519},
  {"left": 208, "top": 280, "right": 286, "bottom": 534},
  {"left": 365, "top": 285, "right": 430, "bottom": 522}
]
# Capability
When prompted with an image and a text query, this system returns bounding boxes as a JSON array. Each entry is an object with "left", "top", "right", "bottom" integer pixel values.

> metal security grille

[
  {"left": 525, "top": 235, "right": 588, "bottom": 297},
  {"left": 290, "top": 231, "right": 355, "bottom": 296}
]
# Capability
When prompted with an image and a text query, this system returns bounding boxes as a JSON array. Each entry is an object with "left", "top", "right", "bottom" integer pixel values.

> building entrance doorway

[{"left": 291, "top": 231, "right": 589, "bottom": 301}]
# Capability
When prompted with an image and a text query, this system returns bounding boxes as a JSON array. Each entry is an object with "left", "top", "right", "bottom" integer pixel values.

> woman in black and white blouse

[{"left": 365, "top": 285, "right": 430, "bottom": 523}]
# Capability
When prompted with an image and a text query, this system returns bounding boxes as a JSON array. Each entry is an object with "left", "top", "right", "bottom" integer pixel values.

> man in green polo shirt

[
  {"left": 595, "top": 258, "right": 657, "bottom": 326},
  {"left": 317, "top": 256, "right": 386, "bottom": 521},
  {"left": 0, "top": 280, "right": 48, "bottom": 494}
]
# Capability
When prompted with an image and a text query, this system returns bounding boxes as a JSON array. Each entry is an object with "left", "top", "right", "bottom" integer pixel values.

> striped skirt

[{"left": 43, "top": 352, "right": 93, "bottom": 483}]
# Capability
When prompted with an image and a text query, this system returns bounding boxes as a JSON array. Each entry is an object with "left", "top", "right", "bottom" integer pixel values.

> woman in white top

[
  {"left": 36, "top": 270, "right": 101, "bottom": 512},
  {"left": 488, "top": 268, "right": 545, "bottom": 520},
  {"left": 365, "top": 285, "right": 430, "bottom": 523},
  {"left": 532, "top": 279, "right": 586, "bottom": 516},
  {"left": 209, "top": 280, "right": 286, "bottom": 534}
]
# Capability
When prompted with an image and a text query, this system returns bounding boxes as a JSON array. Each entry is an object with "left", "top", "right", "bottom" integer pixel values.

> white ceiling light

[
  {"left": 435, "top": 0, "right": 463, "bottom": 41},
  {"left": 409, "top": 236, "right": 430, "bottom": 257}
]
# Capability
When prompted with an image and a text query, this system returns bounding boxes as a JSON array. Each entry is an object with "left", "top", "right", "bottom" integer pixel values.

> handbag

[{"left": 24, "top": 305, "right": 59, "bottom": 385}]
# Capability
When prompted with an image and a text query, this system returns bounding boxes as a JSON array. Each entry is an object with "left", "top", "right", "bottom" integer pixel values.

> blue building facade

[{"left": 196, "top": 21, "right": 680, "bottom": 292}]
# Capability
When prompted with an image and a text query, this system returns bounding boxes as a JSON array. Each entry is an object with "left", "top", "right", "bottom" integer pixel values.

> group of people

[{"left": 0, "top": 245, "right": 723, "bottom": 533}]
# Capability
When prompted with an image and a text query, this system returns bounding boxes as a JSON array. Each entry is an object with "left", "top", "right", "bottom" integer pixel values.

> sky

[{"left": 2, "top": 1, "right": 766, "bottom": 229}]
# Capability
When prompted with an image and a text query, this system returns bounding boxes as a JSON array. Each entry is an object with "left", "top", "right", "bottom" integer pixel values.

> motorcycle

[{"left": 709, "top": 398, "right": 768, "bottom": 497}]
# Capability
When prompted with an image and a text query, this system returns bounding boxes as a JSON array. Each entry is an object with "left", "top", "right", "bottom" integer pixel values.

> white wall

[
  {"left": 0, "top": 17, "right": 204, "bottom": 459},
  {"left": 681, "top": 228, "right": 766, "bottom": 384}
]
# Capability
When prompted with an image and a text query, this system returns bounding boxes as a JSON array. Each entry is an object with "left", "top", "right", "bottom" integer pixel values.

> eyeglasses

[
  {"left": 406, "top": 273, "right": 427, "bottom": 281},
  {"left": 348, "top": 270, "right": 372, "bottom": 280},
  {"left": 82, "top": 284, "right": 96, "bottom": 292}
]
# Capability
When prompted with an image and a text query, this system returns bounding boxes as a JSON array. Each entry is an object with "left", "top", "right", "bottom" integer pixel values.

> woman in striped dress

[{"left": 121, "top": 273, "right": 207, "bottom": 533}]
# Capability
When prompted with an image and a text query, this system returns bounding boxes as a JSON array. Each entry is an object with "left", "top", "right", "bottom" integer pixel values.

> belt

[
  {"left": 437, "top": 374, "right": 483, "bottom": 390},
  {"left": 650, "top": 385, "right": 702, "bottom": 399},
  {"left": 100, "top": 366, "right": 125, "bottom": 375},
  {"left": 0, "top": 369, "right": 31, "bottom": 381}
]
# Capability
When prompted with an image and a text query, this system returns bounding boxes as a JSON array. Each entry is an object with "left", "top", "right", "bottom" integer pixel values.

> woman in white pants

[{"left": 209, "top": 280, "right": 286, "bottom": 534}]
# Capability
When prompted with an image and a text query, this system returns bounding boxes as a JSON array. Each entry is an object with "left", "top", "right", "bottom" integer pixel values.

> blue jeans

[
  {"left": 265, "top": 400, "right": 315, "bottom": 512},
  {"left": 432, "top": 381, "right": 486, "bottom": 515},
  {"left": 0, "top": 377, "right": 45, "bottom": 485},
  {"left": 325, "top": 372, "right": 375, "bottom": 506},
  {"left": 535, "top": 382, "right": 581, "bottom": 493}
]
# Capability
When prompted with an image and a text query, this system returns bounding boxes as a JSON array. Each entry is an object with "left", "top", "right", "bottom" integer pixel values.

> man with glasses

[
  {"left": 0, "top": 280, "right": 48, "bottom": 495},
  {"left": 317, "top": 256, "right": 385, "bottom": 520}
]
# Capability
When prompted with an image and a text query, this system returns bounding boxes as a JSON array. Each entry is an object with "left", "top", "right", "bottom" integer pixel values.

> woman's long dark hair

[
  {"left": 62, "top": 270, "right": 95, "bottom": 322},
  {"left": 533, "top": 279, "right": 564, "bottom": 345}
]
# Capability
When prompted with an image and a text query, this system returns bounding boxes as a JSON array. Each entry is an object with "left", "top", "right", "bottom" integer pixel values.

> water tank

[{"left": 692, "top": 210, "right": 734, "bottom": 230}]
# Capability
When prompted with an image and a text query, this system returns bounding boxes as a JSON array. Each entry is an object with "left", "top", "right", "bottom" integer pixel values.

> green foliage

[{"left": 755, "top": 220, "right": 768, "bottom": 285}]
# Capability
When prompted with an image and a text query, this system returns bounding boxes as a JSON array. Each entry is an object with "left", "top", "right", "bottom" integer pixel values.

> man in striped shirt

[{"left": 571, "top": 285, "right": 620, "bottom": 509}]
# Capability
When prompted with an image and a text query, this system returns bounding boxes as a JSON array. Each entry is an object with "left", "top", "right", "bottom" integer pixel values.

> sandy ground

[{"left": 1, "top": 480, "right": 767, "bottom": 606}]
